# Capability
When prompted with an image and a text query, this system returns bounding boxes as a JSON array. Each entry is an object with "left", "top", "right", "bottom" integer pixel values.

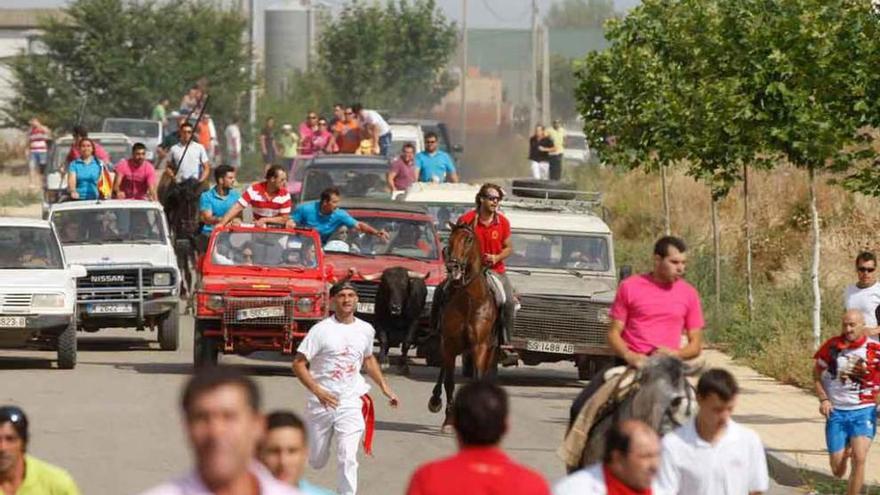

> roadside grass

[{"left": 0, "top": 188, "right": 41, "bottom": 208}]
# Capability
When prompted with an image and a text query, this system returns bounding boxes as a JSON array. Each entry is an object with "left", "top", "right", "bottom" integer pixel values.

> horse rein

[{"left": 445, "top": 225, "right": 478, "bottom": 287}]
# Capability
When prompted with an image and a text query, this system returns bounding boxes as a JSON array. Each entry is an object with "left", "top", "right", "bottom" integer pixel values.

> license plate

[
  {"left": 356, "top": 302, "right": 375, "bottom": 314},
  {"left": 526, "top": 340, "right": 574, "bottom": 354},
  {"left": 88, "top": 303, "right": 133, "bottom": 314},
  {"left": 237, "top": 306, "right": 285, "bottom": 320},
  {"left": 0, "top": 316, "right": 26, "bottom": 328}
]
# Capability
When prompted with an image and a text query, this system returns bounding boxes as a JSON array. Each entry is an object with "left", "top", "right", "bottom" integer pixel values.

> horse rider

[
  {"left": 216, "top": 165, "right": 292, "bottom": 229},
  {"left": 164, "top": 121, "right": 211, "bottom": 185},
  {"left": 568, "top": 235, "right": 705, "bottom": 432},
  {"left": 290, "top": 186, "right": 390, "bottom": 245},
  {"left": 453, "top": 182, "right": 518, "bottom": 367}
]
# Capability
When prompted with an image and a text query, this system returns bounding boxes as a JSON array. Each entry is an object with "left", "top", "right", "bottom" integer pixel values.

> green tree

[
  {"left": 549, "top": 55, "right": 578, "bottom": 123},
  {"left": 545, "top": 0, "right": 617, "bottom": 29},
  {"left": 315, "top": 0, "right": 458, "bottom": 113},
  {"left": 2, "top": 0, "right": 250, "bottom": 130}
]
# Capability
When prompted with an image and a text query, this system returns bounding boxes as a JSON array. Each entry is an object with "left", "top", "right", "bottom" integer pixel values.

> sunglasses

[
  {"left": 426, "top": 140, "right": 438, "bottom": 144},
  {"left": 858, "top": 267, "right": 876, "bottom": 273},
  {"left": 483, "top": 195, "right": 501, "bottom": 202}
]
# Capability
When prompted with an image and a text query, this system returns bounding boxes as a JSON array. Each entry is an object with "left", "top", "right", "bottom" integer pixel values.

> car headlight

[
  {"left": 33, "top": 294, "right": 65, "bottom": 309},
  {"left": 206, "top": 295, "right": 224, "bottom": 311},
  {"left": 596, "top": 306, "right": 611, "bottom": 324},
  {"left": 296, "top": 297, "right": 314, "bottom": 313},
  {"left": 152, "top": 272, "right": 172, "bottom": 286},
  {"left": 425, "top": 285, "right": 437, "bottom": 303}
]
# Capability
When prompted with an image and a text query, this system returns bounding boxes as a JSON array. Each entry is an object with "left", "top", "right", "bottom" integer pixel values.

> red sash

[{"left": 361, "top": 394, "right": 375, "bottom": 456}]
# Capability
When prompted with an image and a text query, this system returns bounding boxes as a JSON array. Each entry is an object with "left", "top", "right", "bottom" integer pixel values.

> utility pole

[
  {"left": 248, "top": 0, "right": 257, "bottom": 151},
  {"left": 529, "top": 0, "right": 539, "bottom": 132},
  {"left": 541, "top": 21, "right": 550, "bottom": 125},
  {"left": 459, "top": 0, "right": 468, "bottom": 150}
]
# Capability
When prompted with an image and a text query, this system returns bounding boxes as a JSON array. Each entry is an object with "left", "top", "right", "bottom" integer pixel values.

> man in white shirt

[
  {"left": 225, "top": 116, "right": 242, "bottom": 169},
  {"left": 656, "top": 368, "right": 769, "bottom": 495},
  {"left": 292, "top": 280, "right": 399, "bottom": 495},
  {"left": 352, "top": 103, "right": 392, "bottom": 157},
  {"left": 554, "top": 419, "right": 669, "bottom": 495},
  {"left": 843, "top": 251, "right": 880, "bottom": 338},
  {"left": 167, "top": 121, "right": 211, "bottom": 183}
]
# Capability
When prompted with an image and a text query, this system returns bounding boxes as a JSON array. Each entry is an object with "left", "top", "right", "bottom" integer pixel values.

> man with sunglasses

[
  {"left": 844, "top": 251, "right": 880, "bottom": 339},
  {"left": 166, "top": 122, "right": 211, "bottom": 183},
  {"left": 299, "top": 111, "right": 319, "bottom": 154},
  {"left": 0, "top": 405, "right": 80, "bottom": 494},
  {"left": 454, "top": 183, "right": 517, "bottom": 365},
  {"left": 416, "top": 132, "right": 458, "bottom": 184}
]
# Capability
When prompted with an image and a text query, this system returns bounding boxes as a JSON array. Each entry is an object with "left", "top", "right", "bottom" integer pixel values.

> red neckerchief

[
  {"left": 361, "top": 394, "right": 375, "bottom": 456},
  {"left": 835, "top": 335, "right": 867, "bottom": 350},
  {"left": 604, "top": 465, "right": 652, "bottom": 495}
]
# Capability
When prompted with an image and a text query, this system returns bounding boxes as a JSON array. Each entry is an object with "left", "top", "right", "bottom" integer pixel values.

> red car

[
  {"left": 323, "top": 201, "right": 446, "bottom": 321},
  {"left": 193, "top": 225, "right": 330, "bottom": 366}
]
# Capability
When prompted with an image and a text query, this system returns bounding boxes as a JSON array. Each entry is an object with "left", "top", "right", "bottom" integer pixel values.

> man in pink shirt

[
  {"left": 138, "top": 367, "right": 300, "bottom": 495},
  {"left": 387, "top": 143, "right": 418, "bottom": 193},
  {"left": 113, "top": 142, "right": 158, "bottom": 201}
]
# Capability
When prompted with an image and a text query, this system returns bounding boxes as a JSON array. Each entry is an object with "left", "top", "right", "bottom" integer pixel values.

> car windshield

[
  {"left": 51, "top": 209, "right": 166, "bottom": 245},
  {"left": 389, "top": 138, "right": 418, "bottom": 157},
  {"left": 301, "top": 164, "right": 390, "bottom": 201},
  {"left": 102, "top": 120, "right": 160, "bottom": 139},
  {"left": 326, "top": 216, "right": 439, "bottom": 260},
  {"left": 210, "top": 231, "right": 319, "bottom": 268},
  {"left": 50, "top": 140, "right": 131, "bottom": 172},
  {"left": 423, "top": 204, "right": 473, "bottom": 232},
  {"left": 508, "top": 233, "right": 610, "bottom": 271},
  {"left": 564, "top": 134, "right": 587, "bottom": 149},
  {"left": 0, "top": 227, "right": 64, "bottom": 269}
]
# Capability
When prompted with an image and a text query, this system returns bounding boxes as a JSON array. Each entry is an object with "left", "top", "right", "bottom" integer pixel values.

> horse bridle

[{"left": 445, "top": 224, "right": 478, "bottom": 287}]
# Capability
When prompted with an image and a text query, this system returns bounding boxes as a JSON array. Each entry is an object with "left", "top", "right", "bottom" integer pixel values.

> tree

[
  {"left": 315, "top": 0, "right": 458, "bottom": 114},
  {"left": 545, "top": 0, "right": 617, "bottom": 29},
  {"left": 1, "top": 0, "right": 250, "bottom": 130}
]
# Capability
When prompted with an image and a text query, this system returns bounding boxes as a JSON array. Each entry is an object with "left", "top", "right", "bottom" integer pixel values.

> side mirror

[
  {"left": 618, "top": 265, "right": 632, "bottom": 281},
  {"left": 69, "top": 264, "right": 87, "bottom": 278},
  {"left": 452, "top": 144, "right": 464, "bottom": 153}
]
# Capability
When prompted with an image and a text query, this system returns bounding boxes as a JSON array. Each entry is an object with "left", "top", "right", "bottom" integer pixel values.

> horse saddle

[{"left": 485, "top": 271, "right": 506, "bottom": 307}]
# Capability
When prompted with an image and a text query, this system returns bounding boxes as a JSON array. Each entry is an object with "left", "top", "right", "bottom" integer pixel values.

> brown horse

[{"left": 427, "top": 221, "right": 499, "bottom": 430}]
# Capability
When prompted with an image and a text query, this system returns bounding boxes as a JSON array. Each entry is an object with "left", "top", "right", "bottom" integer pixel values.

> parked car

[
  {"left": 502, "top": 197, "right": 623, "bottom": 379},
  {"left": 295, "top": 154, "right": 391, "bottom": 203},
  {"left": 193, "top": 225, "right": 330, "bottom": 366},
  {"left": 323, "top": 200, "right": 446, "bottom": 323},
  {"left": 388, "top": 117, "right": 462, "bottom": 158},
  {"left": 0, "top": 218, "right": 86, "bottom": 369},
  {"left": 101, "top": 118, "right": 163, "bottom": 161},
  {"left": 388, "top": 124, "right": 424, "bottom": 156},
  {"left": 48, "top": 200, "right": 181, "bottom": 350},
  {"left": 563, "top": 129, "right": 590, "bottom": 165},
  {"left": 42, "top": 133, "right": 132, "bottom": 218}
]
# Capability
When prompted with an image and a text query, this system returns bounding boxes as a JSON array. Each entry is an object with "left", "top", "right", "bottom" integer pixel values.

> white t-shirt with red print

[
  {"left": 814, "top": 335, "right": 880, "bottom": 410},
  {"left": 297, "top": 315, "right": 375, "bottom": 408}
]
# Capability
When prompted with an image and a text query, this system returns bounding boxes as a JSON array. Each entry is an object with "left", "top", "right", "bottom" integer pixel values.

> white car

[
  {"left": 102, "top": 118, "right": 163, "bottom": 161},
  {"left": 48, "top": 200, "right": 181, "bottom": 350},
  {"left": 563, "top": 129, "right": 590, "bottom": 165},
  {"left": 0, "top": 218, "right": 86, "bottom": 369},
  {"left": 397, "top": 182, "right": 480, "bottom": 241},
  {"left": 389, "top": 123, "right": 425, "bottom": 157}
]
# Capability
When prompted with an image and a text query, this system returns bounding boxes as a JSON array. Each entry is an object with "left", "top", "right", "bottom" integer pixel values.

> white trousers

[
  {"left": 306, "top": 402, "right": 365, "bottom": 495},
  {"left": 530, "top": 160, "right": 549, "bottom": 179}
]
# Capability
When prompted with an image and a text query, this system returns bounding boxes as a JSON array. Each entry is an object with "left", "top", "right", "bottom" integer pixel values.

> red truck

[{"left": 193, "top": 225, "right": 330, "bottom": 366}]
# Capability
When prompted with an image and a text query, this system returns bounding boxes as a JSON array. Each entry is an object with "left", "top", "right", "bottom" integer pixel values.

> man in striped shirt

[
  {"left": 218, "top": 165, "right": 293, "bottom": 228},
  {"left": 27, "top": 117, "right": 50, "bottom": 186}
]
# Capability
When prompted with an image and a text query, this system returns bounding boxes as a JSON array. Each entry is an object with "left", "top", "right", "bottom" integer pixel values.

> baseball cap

[{"left": 330, "top": 280, "right": 357, "bottom": 297}]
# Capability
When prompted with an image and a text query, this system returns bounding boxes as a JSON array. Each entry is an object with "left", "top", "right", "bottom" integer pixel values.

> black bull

[{"left": 374, "top": 267, "right": 428, "bottom": 374}]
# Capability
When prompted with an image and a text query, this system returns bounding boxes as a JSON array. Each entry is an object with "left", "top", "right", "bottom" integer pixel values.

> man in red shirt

[
  {"left": 218, "top": 165, "right": 293, "bottom": 228},
  {"left": 456, "top": 183, "right": 516, "bottom": 363},
  {"left": 406, "top": 381, "right": 550, "bottom": 495},
  {"left": 113, "top": 143, "right": 158, "bottom": 201}
]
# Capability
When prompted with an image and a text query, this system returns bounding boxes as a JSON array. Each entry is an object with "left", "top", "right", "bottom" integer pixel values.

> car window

[
  {"left": 52, "top": 209, "right": 166, "bottom": 245},
  {"left": 301, "top": 165, "right": 390, "bottom": 201},
  {"left": 508, "top": 233, "right": 609, "bottom": 271},
  {"left": 0, "top": 227, "right": 64, "bottom": 269},
  {"left": 103, "top": 120, "right": 160, "bottom": 139},
  {"left": 210, "top": 232, "right": 318, "bottom": 268},
  {"left": 326, "top": 217, "right": 439, "bottom": 260}
]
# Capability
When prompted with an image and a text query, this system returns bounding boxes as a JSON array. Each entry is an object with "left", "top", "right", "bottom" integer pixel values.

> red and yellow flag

[{"left": 97, "top": 166, "right": 113, "bottom": 199}]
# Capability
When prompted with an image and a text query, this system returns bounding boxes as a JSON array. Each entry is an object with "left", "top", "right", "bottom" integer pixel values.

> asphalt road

[{"left": 0, "top": 314, "right": 803, "bottom": 494}]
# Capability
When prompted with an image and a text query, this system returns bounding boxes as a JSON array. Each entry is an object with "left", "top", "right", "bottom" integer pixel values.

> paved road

[{"left": 0, "top": 314, "right": 803, "bottom": 494}]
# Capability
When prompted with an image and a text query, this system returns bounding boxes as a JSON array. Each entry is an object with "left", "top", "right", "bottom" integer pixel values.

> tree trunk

[
  {"left": 660, "top": 164, "right": 671, "bottom": 235},
  {"left": 744, "top": 164, "right": 754, "bottom": 323},
  {"left": 809, "top": 167, "right": 822, "bottom": 350},
  {"left": 711, "top": 195, "right": 721, "bottom": 319}
]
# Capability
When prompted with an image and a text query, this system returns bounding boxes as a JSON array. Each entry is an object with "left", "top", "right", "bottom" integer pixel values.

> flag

[{"left": 97, "top": 165, "right": 112, "bottom": 199}]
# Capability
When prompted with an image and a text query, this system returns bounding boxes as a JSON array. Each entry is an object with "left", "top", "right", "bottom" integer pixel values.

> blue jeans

[
  {"left": 826, "top": 406, "right": 876, "bottom": 453},
  {"left": 378, "top": 132, "right": 392, "bottom": 157}
]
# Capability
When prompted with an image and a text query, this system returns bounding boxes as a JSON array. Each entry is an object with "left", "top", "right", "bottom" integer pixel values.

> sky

[{"left": 3, "top": 0, "right": 642, "bottom": 28}]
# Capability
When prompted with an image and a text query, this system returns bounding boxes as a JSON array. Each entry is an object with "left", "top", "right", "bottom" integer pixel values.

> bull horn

[
  {"left": 361, "top": 272, "right": 382, "bottom": 282},
  {"left": 682, "top": 357, "right": 705, "bottom": 376},
  {"left": 407, "top": 270, "right": 428, "bottom": 279}
]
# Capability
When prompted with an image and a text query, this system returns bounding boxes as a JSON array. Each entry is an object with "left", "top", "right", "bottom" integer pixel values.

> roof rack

[{"left": 503, "top": 187, "right": 605, "bottom": 216}]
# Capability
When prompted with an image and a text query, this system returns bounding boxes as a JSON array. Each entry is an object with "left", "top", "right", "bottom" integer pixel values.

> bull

[{"left": 372, "top": 266, "right": 428, "bottom": 375}]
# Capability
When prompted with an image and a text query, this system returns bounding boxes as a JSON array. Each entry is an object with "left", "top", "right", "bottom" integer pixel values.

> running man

[
  {"left": 292, "top": 281, "right": 399, "bottom": 495},
  {"left": 814, "top": 310, "right": 880, "bottom": 495}
]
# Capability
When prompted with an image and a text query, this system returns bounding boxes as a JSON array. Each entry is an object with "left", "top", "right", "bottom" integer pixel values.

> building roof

[{"left": 0, "top": 9, "right": 66, "bottom": 30}]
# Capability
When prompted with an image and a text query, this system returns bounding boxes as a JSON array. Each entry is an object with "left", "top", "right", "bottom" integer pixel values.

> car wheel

[
  {"left": 511, "top": 179, "right": 577, "bottom": 200},
  {"left": 158, "top": 313, "right": 180, "bottom": 351},
  {"left": 193, "top": 320, "right": 218, "bottom": 368},
  {"left": 57, "top": 319, "right": 77, "bottom": 370}
]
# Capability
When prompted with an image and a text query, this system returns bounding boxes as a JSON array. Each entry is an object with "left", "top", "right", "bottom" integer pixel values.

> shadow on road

[
  {"left": 375, "top": 420, "right": 449, "bottom": 438},
  {"left": 78, "top": 337, "right": 156, "bottom": 352},
  {"left": 85, "top": 361, "right": 292, "bottom": 377},
  {"left": 0, "top": 356, "right": 56, "bottom": 370}
]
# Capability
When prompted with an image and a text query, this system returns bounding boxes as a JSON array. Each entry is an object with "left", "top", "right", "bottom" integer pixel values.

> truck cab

[{"left": 48, "top": 200, "right": 181, "bottom": 350}]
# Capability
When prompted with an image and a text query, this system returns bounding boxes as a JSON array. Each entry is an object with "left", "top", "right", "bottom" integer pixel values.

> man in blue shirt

[
  {"left": 291, "top": 186, "right": 389, "bottom": 245},
  {"left": 416, "top": 131, "right": 459, "bottom": 183},
  {"left": 197, "top": 165, "right": 240, "bottom": 252}
]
